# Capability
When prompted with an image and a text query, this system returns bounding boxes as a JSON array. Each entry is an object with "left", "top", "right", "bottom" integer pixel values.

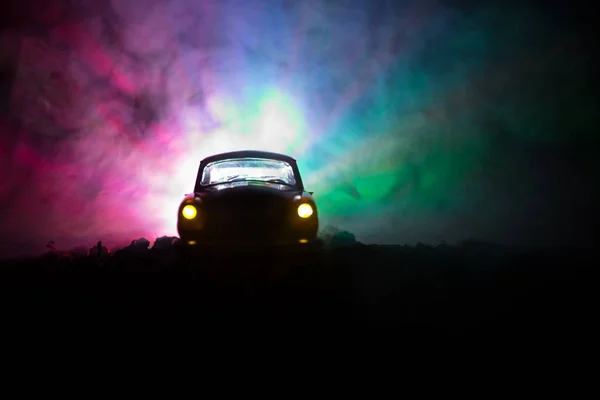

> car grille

[{"left": 202, "top": 193, "right": 290, "bottom": 239}]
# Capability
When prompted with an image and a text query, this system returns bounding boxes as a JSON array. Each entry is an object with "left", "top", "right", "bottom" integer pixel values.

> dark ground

[{"left": 1, "top": 241, "right": 596, "bottom": 358}]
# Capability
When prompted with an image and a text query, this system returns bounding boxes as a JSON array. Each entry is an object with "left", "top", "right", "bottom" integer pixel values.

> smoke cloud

[{"left": 0, "top": 0, "right": 597, "bottom": 257}]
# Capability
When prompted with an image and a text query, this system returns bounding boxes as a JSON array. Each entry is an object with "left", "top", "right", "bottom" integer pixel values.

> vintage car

[{"left": 177, "top": 150, "right": 320, "bottom": 249}]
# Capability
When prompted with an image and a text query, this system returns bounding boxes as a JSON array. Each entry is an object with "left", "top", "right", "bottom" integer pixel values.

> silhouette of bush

[
  {"left": 320, "top": 227, "right": 362, "bottom": 249},
  {"left": 113, "top": 237, "right": 151, "bottom": 261},
  {"left": 151, "top": 236, "right": 179, "bottom": 250}
]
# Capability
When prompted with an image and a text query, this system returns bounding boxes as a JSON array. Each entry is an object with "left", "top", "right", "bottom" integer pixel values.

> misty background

[{"left": 0, "top": 0, "right": 598, "bottom": 258}]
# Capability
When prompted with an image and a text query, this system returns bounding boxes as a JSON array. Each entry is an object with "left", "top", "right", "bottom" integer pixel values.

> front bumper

[{"left": 178, "top": 234, "right": 319, "bottom": 247}]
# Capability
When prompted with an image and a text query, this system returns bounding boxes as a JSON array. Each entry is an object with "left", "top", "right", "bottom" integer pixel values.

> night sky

[{"left": 0, "top": 0, "right": 597, "bottom": 258}]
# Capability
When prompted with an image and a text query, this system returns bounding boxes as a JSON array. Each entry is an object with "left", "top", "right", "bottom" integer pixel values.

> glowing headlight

[
  {"left": 297, "top": 203, "right": 313, "bottom": 218},
  {"left": 182, "top": 204, "right": 197, "bottom": 220}
]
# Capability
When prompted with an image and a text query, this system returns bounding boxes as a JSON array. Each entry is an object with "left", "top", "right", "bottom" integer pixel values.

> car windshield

[{"left": 200, "top": 158, "right": 296, "bottom": 186}]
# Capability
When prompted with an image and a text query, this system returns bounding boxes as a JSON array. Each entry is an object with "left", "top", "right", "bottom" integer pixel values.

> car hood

[{"left": 195, "top": 181, "right": 301, "bottom": 201}]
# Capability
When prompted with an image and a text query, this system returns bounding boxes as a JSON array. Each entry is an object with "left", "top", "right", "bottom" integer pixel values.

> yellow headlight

[
  {"left": 297, "top": 203, "right": 313, "bottom": 218},
  {"left": 182, "top": 204, "right": 197, "bottom": 220}
]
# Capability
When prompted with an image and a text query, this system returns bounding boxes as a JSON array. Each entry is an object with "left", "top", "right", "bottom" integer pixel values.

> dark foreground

[{"left": 0, "top": 243, "right": 596, "bottom": 355}]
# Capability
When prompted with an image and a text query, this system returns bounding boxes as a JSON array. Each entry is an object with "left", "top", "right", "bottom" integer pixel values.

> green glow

[{"left": 289, "top": 2, "right": 597, "bottom": 245}]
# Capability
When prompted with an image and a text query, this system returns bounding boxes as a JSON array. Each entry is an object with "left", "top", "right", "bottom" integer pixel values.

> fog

[{"left": 0, "top": 0, "right": 597, "bottom": 257}]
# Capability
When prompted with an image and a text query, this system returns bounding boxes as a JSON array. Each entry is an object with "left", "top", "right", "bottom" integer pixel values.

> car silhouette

[{"left": 177, "top": 150, "right": 320, "bottom": 249}]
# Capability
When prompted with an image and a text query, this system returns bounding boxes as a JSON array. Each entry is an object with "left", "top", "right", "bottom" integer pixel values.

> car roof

[{"left": 201, "top": 150, "right": 297, "bottom": 164}]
